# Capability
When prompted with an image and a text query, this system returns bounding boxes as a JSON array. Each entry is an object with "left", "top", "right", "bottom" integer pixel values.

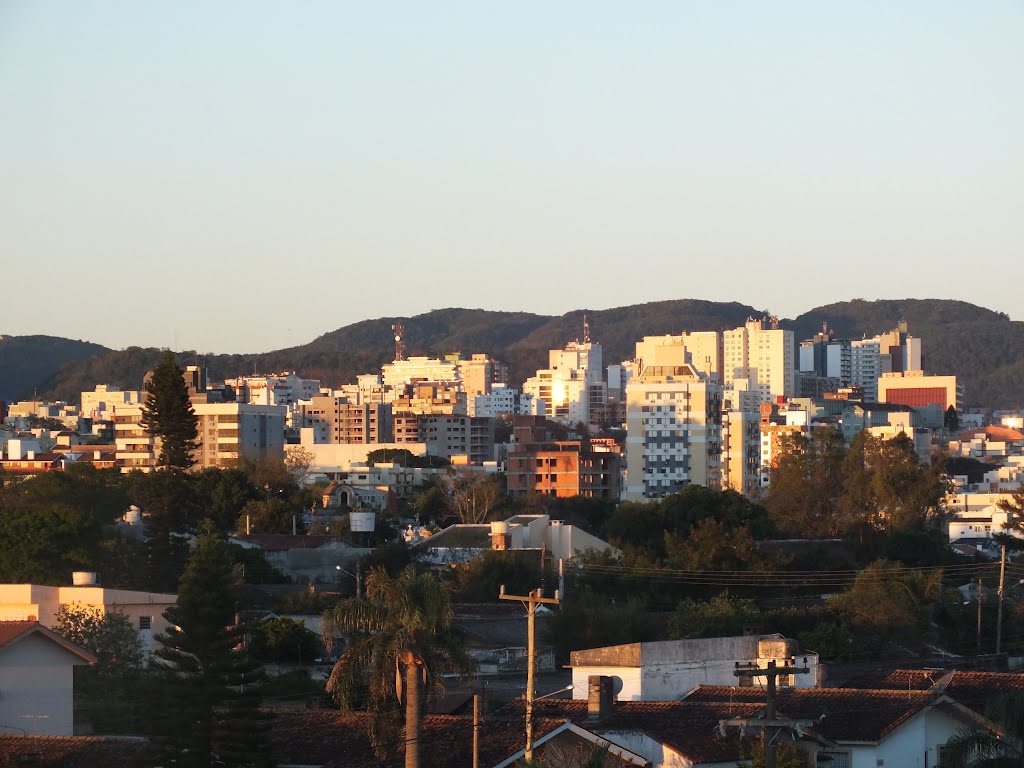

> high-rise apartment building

[
  {"left": 299, "top": 395, "right": 392, "bottom": 444},
  {"left": 634, "top": 332, "right": 723, "bottom": 382},
  {"left": 624, "top": 363, "right": 723, "bottom": 501},
  {"left": 720, "top": 408, "right": 761, "bottom": 496},
  {"left": 523, "top": 340, "right": 605, "bottom": 426},
  {"left": 723, "top": 318, "right": 795, "bottom": 405},
  {"left": 507, "top": 440, "right": 621, "bottom": 499},
  {"left": 191, "top": 402, "right": 286, "bottom": 469}
]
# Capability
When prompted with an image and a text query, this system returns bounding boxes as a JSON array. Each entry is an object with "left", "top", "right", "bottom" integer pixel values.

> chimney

[
  {"left": 587, "top": 675, "right": 614, "bottom": 720},
  {"left": 490, "top": 521, "right": 510, "bottom": 551}
]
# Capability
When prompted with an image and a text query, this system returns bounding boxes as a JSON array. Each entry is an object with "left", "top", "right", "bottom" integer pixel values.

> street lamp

[{"left": 534, "top": 684, "right": 573, "bottom": 702}]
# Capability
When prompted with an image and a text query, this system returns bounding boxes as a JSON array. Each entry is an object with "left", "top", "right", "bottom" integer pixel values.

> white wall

[
  {"left": 849, "top": 707, "right": 967, "bottom": 768},
  {"left": 0, "top": 633, "right": 83, "bottom": 735}
]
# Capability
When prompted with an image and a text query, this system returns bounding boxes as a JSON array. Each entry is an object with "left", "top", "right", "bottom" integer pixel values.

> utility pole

[
  {"left": 723, "top": 660, "right": 810, "bottom": 768},
  {"left": 978, "top": 577, "right": 984, "bottom": 655},
  {"left": 356, "top": 560, "right": 363, "bottom": 601},
  {"left": 997, "top": 545, "right": 1007, "bottom": 654},
  {"left": 473, "top": 693, "right": 480, "bottom": 768},
  {"left": 499, "top": 586, "right": 560, "bottom": 761}
]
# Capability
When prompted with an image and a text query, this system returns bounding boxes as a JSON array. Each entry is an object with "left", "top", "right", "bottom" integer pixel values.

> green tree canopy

[
  {"left": 141, "top": 350, "right": 199, "bottom": 469},
  {"left": 149, "top": 523, "right": 270, "bottom": 767},
  {"left": 322, "top": 565, "right": 472, "bottom": 768}
]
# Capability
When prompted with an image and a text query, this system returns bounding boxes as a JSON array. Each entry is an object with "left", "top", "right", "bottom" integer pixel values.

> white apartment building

[
  {"left": 523, "top": 340, "right": 605, "bottom": 426},
  {"left": 80, "top": 385, "right": 141, "bottom": 420},
  {"left": 381, "top": 356, "right": 459, "bottom": 388},
  {"left": 192, "top": 402, "right": 286, "bottom": 469},
  {"left": 624, "top": 363, "right": 723, "bottom": 501},
  {"left": 723, "top": 318, "right": 795, "bottom": 406},
  {"left": 114, "top": 403, "right": 156, "bottom": 471},
  {"left": 226, "top": 373, "right": 320, "bottom": 407},
  {"left": 471, "top": 385, "right": 543, "bottom": 418},
  {"left": 850, "top": 340, "right": 882, "bottom": 401},
  {"left": 113, "top": 401, "right": 285, "bottom": 471},
  {"left": 634, "top": 332, "right": 722, "bottom": 382},
  {"left": 721, "top": 408, "right": 761, "bottom": 496},
  {"left": 334, "top": 374, "right": 391, "bottom": 405}
]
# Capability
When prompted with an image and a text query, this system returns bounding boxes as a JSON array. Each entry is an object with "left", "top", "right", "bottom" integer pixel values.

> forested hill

[
  {"left": 0, "top": 335, "right": 109, "bottom": 402},
  {"left": 18, "top": 299, "right": 1024, "bottom": 409}
]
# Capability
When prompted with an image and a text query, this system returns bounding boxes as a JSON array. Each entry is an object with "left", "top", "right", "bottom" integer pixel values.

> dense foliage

[
  {"left": 323, "top": 565, "right": 472, "bottom": 767},
  {"left": 141, "top": 349, "right": 199, "bottom": 469},
  {"left": 148, "top": 524, "right": 271, "bottom": 767}
]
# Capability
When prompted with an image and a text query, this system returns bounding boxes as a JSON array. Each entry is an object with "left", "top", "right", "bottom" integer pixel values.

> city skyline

[{"left": 2, "top": 1, "right": 1021, "bottom": 353}]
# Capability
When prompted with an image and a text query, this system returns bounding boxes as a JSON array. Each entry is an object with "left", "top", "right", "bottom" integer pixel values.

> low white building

[
  {"left": 414, "top": 514, "right": 613, "bottom": 566},
  {"left": 570, "top": 635, "right": 821, "bottom": 702},
  {"left": 0, "top": 580, "right": 177, "bottom": 656},
  {"left": 0, "top": 621, "right": 96, "bottom": 736}
]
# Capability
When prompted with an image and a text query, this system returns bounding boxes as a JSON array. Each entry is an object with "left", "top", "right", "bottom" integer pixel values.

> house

[
  {"left": 230, "top": 534, "right": 371, "bottom": 584},
  {"left": 455, "top": 603, "right": 557, "bottom": 676},
  {"left": 840, "top": 668, "right": 1024, "bottom": 717},
  {"left": 270, "top": 708, "right": 643, "bottom": 768},
  {"left": 570, "top": 635, "right": 822, "bottom": 701},
  {"left": 682, "top": 684, "right": 996, "bottom": 768},
  {"left": 506, "top": 676, "right": 1001, "bottom": 768},
  {"left": 0, "top": 621, "right": 96, "bottom": 736},
  {"left": 414, "top": 513, "right": 614, "bottom": 566},
  {"left": 0, "top": 579, "right": 177, "bottom": 655}
]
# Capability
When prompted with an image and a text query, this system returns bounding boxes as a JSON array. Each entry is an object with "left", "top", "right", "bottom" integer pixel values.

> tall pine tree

[
  {"left": 142, "top": 350, "right": 199, "bottom": 470},
  {"left": 149, "top": 522, "right": 272, "bottom": 767}
]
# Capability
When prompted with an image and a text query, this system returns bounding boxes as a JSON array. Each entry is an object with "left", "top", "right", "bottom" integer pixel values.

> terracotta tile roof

[
  {"left": 270, "top": 708, "right": 565, "bottom": 768},
  {"left": 519, "top": 698, "right": 763, "bottom": 763},
  {"left": 958, "top": 425, "right": 1024, "bottom": 443},
  {"left": 0, "top": 620, "right": 37, "bottom": 647},
  {"left": 0, "top": 735, "right": 147, "bottom": 767},
  {"left": 841, "top": 669, "right": 1024, "bottom": 716},
  {"left": 682, "top": 685, "right": 941, "bottom": 742}
]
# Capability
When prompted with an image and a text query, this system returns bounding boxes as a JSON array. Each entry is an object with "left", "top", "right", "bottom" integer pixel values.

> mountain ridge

[{"left": 5, "top": 298, "right": 1022, "bottom": 408}]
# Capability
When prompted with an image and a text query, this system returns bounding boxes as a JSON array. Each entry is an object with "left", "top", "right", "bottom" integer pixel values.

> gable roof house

[
  {"left": 0, "top": 621, "right": 96, "bottom": 736},
  {"left": 500, "top": 675, "right": 1001, "bottom": 768}
]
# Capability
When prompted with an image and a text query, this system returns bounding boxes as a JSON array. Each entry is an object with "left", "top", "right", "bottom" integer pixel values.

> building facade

[{"left": 624, "top": 364, "right": 723, "bottom": 501}]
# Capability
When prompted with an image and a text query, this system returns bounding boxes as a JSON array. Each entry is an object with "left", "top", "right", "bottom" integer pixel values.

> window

[{"left": 139, "top": 616, "right": 152, "bottom": 631}]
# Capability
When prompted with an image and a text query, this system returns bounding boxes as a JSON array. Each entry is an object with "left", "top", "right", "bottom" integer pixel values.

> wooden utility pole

[
  {"left": 978, "top": 577, "right": 984, "bottom": 655},
  {"left": 472, "top": 693, "right": 480, "bottom": 768},
  {"left": 997, "top": 545, "right": 1007, "bottom": 654},
  {"left": 723, "top": 660, "right": 810, "bottom": 768},
  {"left": 499, "top": 586, "right": 560, "bottom": 761}
]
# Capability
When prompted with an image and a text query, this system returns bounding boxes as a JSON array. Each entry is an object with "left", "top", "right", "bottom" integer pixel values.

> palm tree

[
  {"left": 322, "top": 565, "right": 473, "bottom": 768},
  {"left": 941, "top": 692, "right": 1024, "bottom": 767}
]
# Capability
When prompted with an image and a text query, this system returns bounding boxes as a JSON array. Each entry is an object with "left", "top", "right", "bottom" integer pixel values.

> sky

[{"left": 1, "top": 2, "right": 1021, "bottom": 354}]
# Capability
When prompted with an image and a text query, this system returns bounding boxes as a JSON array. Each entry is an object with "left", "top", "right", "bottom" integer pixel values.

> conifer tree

[
  {"left": 149, "top": 522, "right": 271, "bottom": 767},
  {"left": 142, "top": 350, "right": 199, "bottom": 469}
]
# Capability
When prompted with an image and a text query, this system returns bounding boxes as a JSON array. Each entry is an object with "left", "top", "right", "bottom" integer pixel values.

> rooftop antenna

[
  {"left": 582, "top": 314, "right": 590, "bottom": 345},
  {"left": 392, "top": 323, "right": 405, "bottom": 362}
]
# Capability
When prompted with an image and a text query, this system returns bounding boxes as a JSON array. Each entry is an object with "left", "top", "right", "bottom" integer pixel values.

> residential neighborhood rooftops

[
  {"left": 0, "top": 736, "right": 148, "bottom": 768},
  {"left": 271, "top": 709, "right": 569, "bottom": 768},
  {"left": 840, "top": 669, "right": 1024, "bottom": 716},
  {"left": 681, "top": 685, "right": 952, "bottom": 743}
]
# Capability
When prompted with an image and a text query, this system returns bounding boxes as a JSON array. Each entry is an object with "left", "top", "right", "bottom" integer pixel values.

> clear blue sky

[{"left": 2, "top": 1, "right": 1021, "bottom": 353}]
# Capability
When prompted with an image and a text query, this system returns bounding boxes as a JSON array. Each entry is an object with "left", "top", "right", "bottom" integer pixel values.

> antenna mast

[
  {"left": 582, "top": 314, "right": 590, "bottom": 345},
  {"left": 392, "top": 323, "right": 405, "bottom": 361}
]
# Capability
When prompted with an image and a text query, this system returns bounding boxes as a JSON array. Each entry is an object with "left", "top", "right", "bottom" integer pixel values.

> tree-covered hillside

[
  {"left": 788, "top": 299, "right": 1024, "bottom": 408},
  {"left": 0, "top": 335, "right": 110, "bottom": 402},
  {"left": 23, "top": 299, "right": 1024, "bottom": 409}
]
